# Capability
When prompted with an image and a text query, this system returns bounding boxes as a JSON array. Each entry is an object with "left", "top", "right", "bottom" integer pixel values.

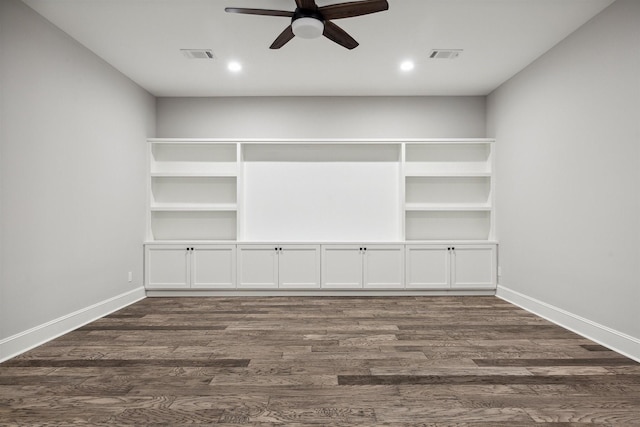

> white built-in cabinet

[
  {"left": 145, "top": 244, "right": 236, "bottom": 289},
  {"left": 405, "top": 245, "right": 496, "bottom": 289},
  {"left": 321, "top": 245, "right": 404, "bottom": 289},
  {"left": 144, "top": 139, "right": 497, "bottom": 293},
  {"left": 237, "top": 245, "right": 321, "bottom": 289}
]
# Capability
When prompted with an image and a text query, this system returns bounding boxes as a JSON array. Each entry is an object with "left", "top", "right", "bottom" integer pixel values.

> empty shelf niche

[
  {"left": 405, "top": 143, "right": 491, "bottom": 175},
  {"left": 151, "top": 211, "right": 237, "bottom": 241},
  {"left": 405, "top": 210, "right": 491, "bottom": 241},
  {"left": 405, "top": 176, "right": 491, "bottom": 210},
  {"left": 151, "top": 143, "right": 237, "bottom": 176},
  {"left": 151, "top": 176, "right": 237, "bottom": 210}
]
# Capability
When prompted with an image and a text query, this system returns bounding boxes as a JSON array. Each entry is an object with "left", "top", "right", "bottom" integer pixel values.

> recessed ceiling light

[
  {"left": 400, "top": 60, "right": 415, "bottom": 72},
  {"left": 228, "top": 61, "right": 242, "bottom": 72}
]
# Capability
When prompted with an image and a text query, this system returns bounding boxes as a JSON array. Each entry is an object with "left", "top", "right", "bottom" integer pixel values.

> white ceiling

[{"left": 23, "top": 0, "right": 615, "bottom": 97}]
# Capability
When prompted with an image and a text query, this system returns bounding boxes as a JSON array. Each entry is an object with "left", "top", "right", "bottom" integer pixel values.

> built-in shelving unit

[
  {"left": 145, "top": 138, "right": 496, "bottom": 293},
  {"left": 148, "top": 140, "right": 239, "bottom": 241},
  {"left": 403, "top": 140, "right": 494, "bottom": 241}
]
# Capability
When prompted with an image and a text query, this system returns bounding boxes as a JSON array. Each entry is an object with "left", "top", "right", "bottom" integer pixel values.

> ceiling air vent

[
  {"left": 429, "top": 49, "right": 463, "bottom": 59},
  {"left": 181, "top": 49, "right": 215, "bottom": 59}
]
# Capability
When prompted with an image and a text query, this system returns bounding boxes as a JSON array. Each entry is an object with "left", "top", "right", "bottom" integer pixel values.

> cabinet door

[
  {"left": 145, "top": 246, "right": 189, "bottom": 289},
  {"left": 405, "top": 245, "right": 450, "bottom": 289},
  {"left": 451, "top": 245, "right": 496, "bottom": 289},
  {"left": 191, "top": 245, "right": 236, "bottom": 289},
  {"left": 237, "top": 245, "right": 279, "bottom": 289},
  {"left": 321, "top": 245, "right": 363, "bottom": 289},
  {"left": 278, "top": 245, "right": 321, "bottom": 289},
  {"left": 363, "top": 245, "right": 405, "bottom": 289}
]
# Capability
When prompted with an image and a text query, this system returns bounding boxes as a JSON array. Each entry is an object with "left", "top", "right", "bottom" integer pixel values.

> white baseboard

[
  {"left": 497, "top": 285, "right": 640, "bottom": 363},
  {"left": 0, "top": 287, "right": 146, "bottom": 363}
]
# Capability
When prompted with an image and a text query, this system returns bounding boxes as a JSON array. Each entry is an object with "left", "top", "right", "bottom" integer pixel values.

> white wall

[
  {"left": 487, "top": 0, "right": 640, "bottom": 357},
  {"left": 0, "top": 0, "right": 155, "bottom": 359},
  {"left": 156, "top": 96, "right": 486, "bottom": 138}
]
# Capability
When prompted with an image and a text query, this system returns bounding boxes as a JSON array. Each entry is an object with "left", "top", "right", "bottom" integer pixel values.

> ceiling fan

[{"left": 225, "top": 0, "right": 389, "bottom": 50}]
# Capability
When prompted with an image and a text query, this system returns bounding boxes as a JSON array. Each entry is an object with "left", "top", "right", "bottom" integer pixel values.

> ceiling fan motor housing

[{"left": 291, "top": 8, "right": 325, "bottom": 39}]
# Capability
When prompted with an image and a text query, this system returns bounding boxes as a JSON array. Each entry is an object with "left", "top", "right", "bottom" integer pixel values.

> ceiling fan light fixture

[{"left": 292, "top": 17, "right": 324, "bottom": 39}]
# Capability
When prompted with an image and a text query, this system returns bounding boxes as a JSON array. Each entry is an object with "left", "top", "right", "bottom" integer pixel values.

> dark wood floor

[{"left": 1, "top": 296, "right": 639, "bottom": 426}]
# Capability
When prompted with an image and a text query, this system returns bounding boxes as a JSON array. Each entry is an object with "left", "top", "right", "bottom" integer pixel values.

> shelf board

[
  {"left": 150, "top": 203, "right": 237, "bottom": 212},
  {"left": 403, "top": 139, "right": 493, "bottom": 145},
  {"left": 150, "top": 171, "right": 237, "bottom": 178},
  {"left": 151, "top": 161, "right": 238, "bottom": 176},
  {"left": 404, "top": 170, "right": 491, "bottom": 178},
  {"left": 405, "top": 203, "right": 491, "bottom": 212},
  {"left": 149, "top": 138, "right": 495, "bottom": 144},
  {"left": 149, "top": 139, "right": 238, "bottom": 145}
]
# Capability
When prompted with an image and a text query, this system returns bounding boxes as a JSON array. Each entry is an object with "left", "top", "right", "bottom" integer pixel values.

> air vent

[
  {"left": 429, "top": 49, "right": 463, "bottom": 59},
  {"left": 181, "top": 49, "right": 215, "bottom": 59}
]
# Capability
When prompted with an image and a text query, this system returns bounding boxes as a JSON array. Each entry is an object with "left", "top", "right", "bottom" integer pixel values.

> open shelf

[
  {"left": 150, "top": 170, "right": 237, "bottom": 177},
  {"left": 151, "top": 143, "right": 237, "bottom": 176},
  {"left": 151, "top": 211, "right": 237, "bottom": 241},
  {"left": 405, "top": 203, "right": 491, "bottom": 211},
  {"left": 146, "top": 139, "right": 494, "bottom": 243},
  {"left": 403, "top": 170, "right": 491, "bottom": 177},
  {"left": 149, "top": 142, "right": 239, "bottom": 241},
  {"left": 150, "top": 203, "right": 237, "bottom": 212},
  {"left": 405, "top": 142, "right": 491, "bottom": 176},
  {"left": 151, "top": 176, "right": 236, "bottom": 205},
  {"left": 405, "top": 211, "right": 491, "bottom": 241},
  {"left": 403, "top": 141, "right": 493, "bottom": 241},
  {"left": 405, "top": 176, "right": 491, "bottom": 205}
]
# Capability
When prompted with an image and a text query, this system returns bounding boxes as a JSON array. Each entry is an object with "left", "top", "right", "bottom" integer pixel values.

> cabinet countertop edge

[{"left": 144, "top": 241, "right": 499, "bottom": 246}]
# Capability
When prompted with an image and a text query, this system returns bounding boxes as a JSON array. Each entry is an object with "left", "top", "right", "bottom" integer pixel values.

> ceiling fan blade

[
  {"left": 225, "top": 8, "right": 294, "bottom": 18},
  {"left": 296, "top": 0, "right": 318, "bottom": 10},
  {"left": 323, "top": 21, "right": 359, "bottom": 50},
  {"left": 319, "top": 0, "right": 388, "bottom": 20},
  {"left": 270, "top": 25, "right": 295, "bottom": 49}
]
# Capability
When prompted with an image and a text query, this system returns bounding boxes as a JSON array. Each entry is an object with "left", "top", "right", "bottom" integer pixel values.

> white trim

[
  {"left": 148, "top": 138, "right": 495, "bottom": 144},
  {"left": 497, "top": 285, "right": 640, "bottom": 363},
  {"left": 0, "top": 288, "right": 146, "bottom": 363}
]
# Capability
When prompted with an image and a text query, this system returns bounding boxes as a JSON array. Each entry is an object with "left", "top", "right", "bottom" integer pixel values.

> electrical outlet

[
  {"left": 498, "top": 267, "right": 502, "bottom": 277},
  {"left": 128, "top": 272, "right": 133, "bottom": 283}
]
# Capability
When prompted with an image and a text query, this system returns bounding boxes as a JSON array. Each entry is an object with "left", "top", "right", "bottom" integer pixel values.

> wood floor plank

[
  {"left": 1, "top": 295, "right": 639, "bottom": 425},
  {"left": 338, "top": 374, "right": 640, "bottom": 386},
  {"left": 2, "top": 358, "right": 250, "bottom": 368},
  {"left": 474, "top": 358, "right": 639, "bottom": 367}
]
